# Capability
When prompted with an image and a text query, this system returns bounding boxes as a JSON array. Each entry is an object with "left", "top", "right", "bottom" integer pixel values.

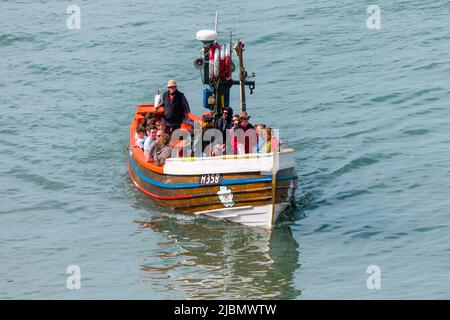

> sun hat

[
  {"left": 167, "top": 79, "right": 177, "bottom": 87},
  {"left": 239, "top": 111, "right": 251, "bottom": 120}
]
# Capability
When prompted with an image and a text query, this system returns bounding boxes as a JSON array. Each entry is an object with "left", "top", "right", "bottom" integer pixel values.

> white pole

[{"left": 215, "top": 10, "right": 219, "bottom": 33}]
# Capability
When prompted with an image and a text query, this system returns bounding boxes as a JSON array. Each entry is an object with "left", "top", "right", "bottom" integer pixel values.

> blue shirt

[{"left": 257, "top": 135, "right": 266, "bottom": 153}]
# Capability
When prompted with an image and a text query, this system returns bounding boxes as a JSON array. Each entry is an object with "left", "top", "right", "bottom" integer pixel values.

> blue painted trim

[{"left": 128, "top": 155, "right": 297, "bottom": 189}]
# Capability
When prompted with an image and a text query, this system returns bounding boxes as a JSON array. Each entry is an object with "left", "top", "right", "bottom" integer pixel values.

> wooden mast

[{"left": 271, "top": 151, "right": 277, "bottom": 225}]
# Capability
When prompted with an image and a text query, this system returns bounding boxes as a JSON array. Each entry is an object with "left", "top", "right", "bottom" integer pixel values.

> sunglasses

[
  {"left": 223, "top": 111, "right": 228, "bottom": 114},
  {"left": 168, "top": 86, "right": 177, "bottom": 88},
  {"left": 157, "top": 134, "right": 162, "bottom": 137}
]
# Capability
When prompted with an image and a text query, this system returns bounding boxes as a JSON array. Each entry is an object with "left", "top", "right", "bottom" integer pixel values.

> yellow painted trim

[{"left": 174, "top": 149, "right": 294, "bottom": 162}]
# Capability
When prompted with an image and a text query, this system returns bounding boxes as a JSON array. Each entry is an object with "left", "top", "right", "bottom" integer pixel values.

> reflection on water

[{"left": 137, "top": 215, "right": 301, "bottom": 299}]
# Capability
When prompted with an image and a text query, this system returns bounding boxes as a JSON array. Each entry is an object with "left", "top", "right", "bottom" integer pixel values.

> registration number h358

[{"left": 199, "top": 174, "right": 221, "bottom": 185}]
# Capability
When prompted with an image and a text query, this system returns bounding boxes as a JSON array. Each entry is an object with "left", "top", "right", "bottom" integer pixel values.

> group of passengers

[
  {"left": 134, "top": 80, "right": 279, "bottom": 166},
  {"left": 135, "top": 109, "right": 279, "bottom": 165},
  {"left": 135, "top": 123, "right": 173, "bottom": 166},
  {"left": 206, "top": 107, "right": 279, "bottom": 156}
]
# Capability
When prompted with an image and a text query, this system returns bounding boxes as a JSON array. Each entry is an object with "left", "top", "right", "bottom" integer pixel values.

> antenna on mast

[{"left": 214, "top": 10, "right": 219, "bottom": 33}]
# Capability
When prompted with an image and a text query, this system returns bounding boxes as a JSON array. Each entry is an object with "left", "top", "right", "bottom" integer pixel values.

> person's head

[
  {"left": 145, "top": 118, "right": 154, "bottom": 126},
  {"left": 145, "top": 126, "right": 152, "bottom": 137},
  {"left": 239, "top": 111, "right": 251, "bottom": 128},
  {"left": 222, "top": 107, "right": 231, "bottom": 119},
  {"left": 263, "top": 127, "right": 273, "bottom": 141},
  {"left": 202, "top": 112, "right": 214, "bottom": 128},
  {"left": 156, "top": 130, "right": 164, "bottom": 142},
  {"left": 142, "top": 112, "right": 154, "bottom": 128},
  {"left": 145, "top": 112, "right": 155, "bottom": 120},
  {"left": 232, "top": 114, "right": 240, "bottom": 128},
  {"left": 255, "top": 123, "right": 266, "bottom": 135},
  {"left": 161, "top": 134, "right": 171, "bottom": 146},
  {"left": 167, "top": 79, "right": 177, "bottom": 95},
  {"left": 137, "top": 125, "right": 146, "bottom": 138},
  {"left": 147, "top": 125, "right": 158, "bottom": 140}
]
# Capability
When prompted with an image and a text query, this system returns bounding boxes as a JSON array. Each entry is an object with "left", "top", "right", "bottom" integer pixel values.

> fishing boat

[{"left": 127, "top": 15, "right": 298, "bottom": 228}]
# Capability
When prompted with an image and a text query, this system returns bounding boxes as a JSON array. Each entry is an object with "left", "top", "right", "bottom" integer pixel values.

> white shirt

[{"left": 136, "top": 136, "right": 146, "bottom": 149}]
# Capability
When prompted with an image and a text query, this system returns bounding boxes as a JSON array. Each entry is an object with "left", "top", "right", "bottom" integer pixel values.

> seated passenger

[
  {"left": 238, "top": 111, "right": 255, "bottom": 132},
  {"left": 230, "top": 115, "right": 245, "bottom": 155},
  {"left": 255, "top": 123, "right": 267, "bottom": 153},
  {"left": 261, "top": 127, "right": 280, "bottom": 153},
  {"left": 214, "top": 106, "right": 232, "bottom": 141},
  {"left": 142, "top": 112, "right": 155, "bottom": 129},
  {"left": 147, "top": 129, "right": 163, "bottom": 162},
  {"left": 154, "top": 134, "right": 173, "bottom": 166},
  {"left": 144, "top": 126, "right": 158, "bottom": 162},
  {"left": 201, "top": 112, "right": 215, "bottom": 156},
  {"left": 135, "top": 125, "right": 147, "bottom": 149},
  {"left": 230, "top": 114, "right": 240, "bottom": 132},
  {"left": 239, "top": 111, "right": 257, "bottom": 154},
  {"left": 146, "top": 118, "right": 156, "bottom": 129}
]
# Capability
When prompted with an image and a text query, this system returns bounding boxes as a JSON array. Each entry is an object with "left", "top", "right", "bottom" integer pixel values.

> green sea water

[{"left": 1, "top": 0, "right": 449, "bottom": 299}]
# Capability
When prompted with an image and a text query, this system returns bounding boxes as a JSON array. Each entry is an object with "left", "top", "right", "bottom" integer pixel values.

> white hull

[{"left": 195, "top": 203, "right": 291, "bottom": 228}]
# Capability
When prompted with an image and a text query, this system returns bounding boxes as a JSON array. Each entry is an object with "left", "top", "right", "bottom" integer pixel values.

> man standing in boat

[{"left": 159, "top": 80, "right": 191, "bottom": 135}]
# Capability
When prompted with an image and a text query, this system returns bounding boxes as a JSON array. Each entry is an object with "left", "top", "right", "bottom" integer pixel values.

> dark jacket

[
  {"left": 214, "top": 117, "right": 232, "bottom": 141},
  {"left": 162, "top": 90, "right": 190, "bottom": 127},
  {"left": 214, "top": 106, "right": 233, "bottom": 141},
  {"left": 240, "top": 122, "right": 255, "bottom": 132}
]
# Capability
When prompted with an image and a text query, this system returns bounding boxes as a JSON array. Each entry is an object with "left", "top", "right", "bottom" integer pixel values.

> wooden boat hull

[
  {"left": 127, "top": 148, "right": 297, "bottom": 228},
  {"left": 127, "top": 104, "right": 297, "bottom": 228}
]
